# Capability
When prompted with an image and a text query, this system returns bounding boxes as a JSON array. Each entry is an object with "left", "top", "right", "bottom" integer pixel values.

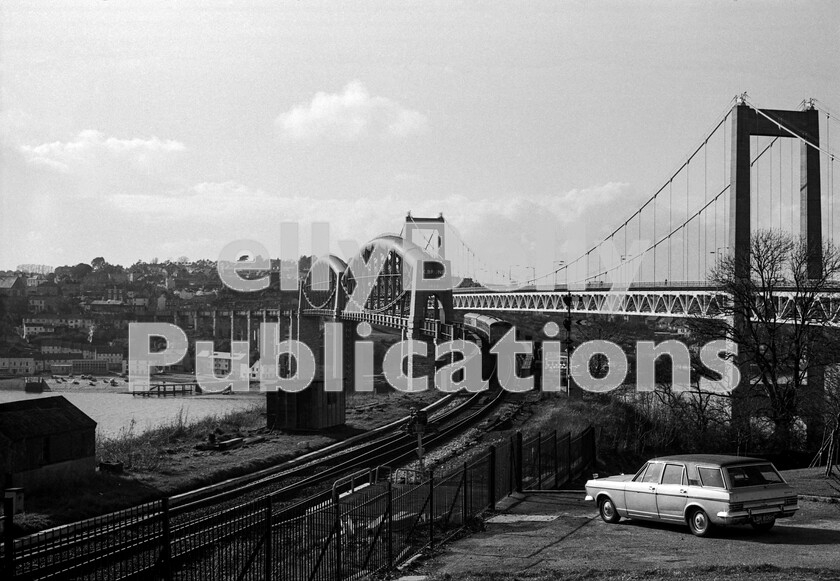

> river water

[{"left": 0, "top": 379, "right": 263, "bottom": 437}]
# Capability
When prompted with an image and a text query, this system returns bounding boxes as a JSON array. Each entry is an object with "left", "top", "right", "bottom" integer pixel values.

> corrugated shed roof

[{"left": 0, "top": 396, "right": 96, "bottom": 440}]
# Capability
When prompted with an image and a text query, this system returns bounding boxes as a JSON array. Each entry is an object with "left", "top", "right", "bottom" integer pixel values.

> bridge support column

[
  {"left": 265, "top": 316, "right": 348, "bottom": 430},
  {"left": 800, "top": 106, "right": 823, "bottom": 279},
  {"left": 728, "top": 103, "right": 824, "bottom": 446}
]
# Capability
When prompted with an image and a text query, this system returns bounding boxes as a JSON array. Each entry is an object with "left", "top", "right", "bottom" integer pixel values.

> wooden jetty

[{"left": 135, "top": 382, "right": 197, "bottom": 397}]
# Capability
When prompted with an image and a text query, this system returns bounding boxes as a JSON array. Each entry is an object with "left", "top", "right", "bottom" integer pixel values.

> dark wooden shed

[{"left": 0, "top": 396, "right": 97, "bottom": 490}]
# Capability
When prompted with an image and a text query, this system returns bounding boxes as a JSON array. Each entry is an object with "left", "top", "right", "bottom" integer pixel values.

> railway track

[{"left": 10, "top": 388, "right": 507, "bottom": 580}]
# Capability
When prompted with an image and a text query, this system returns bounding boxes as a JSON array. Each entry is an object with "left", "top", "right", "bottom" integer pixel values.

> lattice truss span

[
  {"left": 454, "top": 289, "right": 840, "bottom": 325},
  {"left": 454, "top": 290, "right": 726, "bottom": 318}
]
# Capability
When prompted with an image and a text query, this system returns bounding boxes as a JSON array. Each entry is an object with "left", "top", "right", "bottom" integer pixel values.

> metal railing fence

[{"left": 3, "top": 425, "right": 595, "bottom": 580}]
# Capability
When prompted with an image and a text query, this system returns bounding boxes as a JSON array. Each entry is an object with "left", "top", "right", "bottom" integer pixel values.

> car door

[
  {"left": 655, "top": 463, "right": 688, "bottom": 522},
  {"left": 625, "top": 461, "right": 662, "bottom": 519}
]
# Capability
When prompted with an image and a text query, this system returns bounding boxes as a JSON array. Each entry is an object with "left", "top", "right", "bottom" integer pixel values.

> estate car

[{"left": 584, "top": 454, "right": 799, "bottom": 536}]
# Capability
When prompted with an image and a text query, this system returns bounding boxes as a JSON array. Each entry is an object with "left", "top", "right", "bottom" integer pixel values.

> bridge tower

[
  {"left": 405, "top": 213, "right": 446, "bottom": 259},
  {"left": 729, "top": 99, "right": 823, "bottom": 446},
  {"left": 729, "top": 100, "right": 822, "bottom": 278},
  {"left": 403, "top": 213, "right": 455, "bottom": 326}
]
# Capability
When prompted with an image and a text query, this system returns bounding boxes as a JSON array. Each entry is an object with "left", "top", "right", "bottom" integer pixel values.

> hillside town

[{"left": 0, "top": 257, "right": 305, "bottom": 378}]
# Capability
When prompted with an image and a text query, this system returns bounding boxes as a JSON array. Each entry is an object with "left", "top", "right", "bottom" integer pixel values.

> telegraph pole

[{"left": 562, "top": 292, "right": 573, "bottom": 396}]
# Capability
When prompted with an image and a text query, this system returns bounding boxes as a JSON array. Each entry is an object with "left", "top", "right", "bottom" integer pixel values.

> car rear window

[
  {"left": 698, "top": 467, "right": 725, "bottom": 488},
  {"left": 726, "top": 464, "right": 785, "bottom": 488}
]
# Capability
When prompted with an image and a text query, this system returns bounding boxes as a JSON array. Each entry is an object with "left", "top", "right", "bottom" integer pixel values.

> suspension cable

[{"left": 744, "top": 97, "right": 836, "bottom": 161}]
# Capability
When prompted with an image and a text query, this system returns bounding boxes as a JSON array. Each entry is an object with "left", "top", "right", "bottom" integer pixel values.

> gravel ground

[{"left": 416, "top": 495, "right": 840, "bottom": 578}]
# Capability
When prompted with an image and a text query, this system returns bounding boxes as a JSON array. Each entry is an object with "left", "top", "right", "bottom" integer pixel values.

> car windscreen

[{"left": 725, "top": 464, "right": 785, "bottom": 488}]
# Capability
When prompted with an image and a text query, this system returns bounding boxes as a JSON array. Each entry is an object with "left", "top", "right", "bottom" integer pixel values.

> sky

[{"left": 1, "top": 1, "right": 838, "bottom": 280}]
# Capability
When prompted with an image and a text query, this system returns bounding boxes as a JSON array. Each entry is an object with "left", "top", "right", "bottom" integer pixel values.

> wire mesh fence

[{"left": 3, "top": 425, "right": 595, "bottom": 580}]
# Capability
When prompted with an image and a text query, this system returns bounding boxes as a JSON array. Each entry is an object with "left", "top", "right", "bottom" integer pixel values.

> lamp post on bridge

[
  {"left": 554, "top": 260, "right": 565, "bottom": 289},
  {"left": 710, "top": 246, "right": 729, "bottom": 270},
  {"left": 508, "top": 264, "right": 521, "bottom": 285}
]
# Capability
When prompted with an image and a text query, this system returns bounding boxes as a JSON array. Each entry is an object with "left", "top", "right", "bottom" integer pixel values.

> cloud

[
  {"left": 109, "top": 181, "right": 274, "bottom": 220},
  {"left": 275, "top": 81, "right": 428, "bottom": 141},
  {"left": 19, "top": 130, "right": 186, "bottom": 173},
  {"left": 105, "top": 180, "right": 640, "bottom": 285}
]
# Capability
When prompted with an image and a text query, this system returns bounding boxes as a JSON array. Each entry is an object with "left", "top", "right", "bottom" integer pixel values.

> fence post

[
  {"left": 387, "top": 480, "right": 394, "bottom": 570},
  {"left": 462, "top": 462, "right": 468, "bottom": 525},
  {"left": 566, "top": 431, "right": 572, "bottom": 480},
  {"left": 3, "top": 498, "right": 13, "bottom": 580},
  {"left": 514, "top": 431, "right": 523, "bottom": 493},
  {"left": 264, "top": 496, "right": 272, "bottom": 581},
  {"left": 334, "top": 488, "right": 342, "bottom": 581},
  {"left": 161, "top": 498, "right": 172, "bottom": 581},
  {"left": 428, "top": 470, "right": 435, "bottom": 551},
  {"left": 488, "top": 445, "right": 497, "bottom": 510},
  {"left": 536, "top": 431, "right": 542, "bottom": 489},
  {"left": 509, "top": 436, "right": 515, "bottom": 495},
  {"left": 552, "top": 430, "right": 559, "bottom": 488}
]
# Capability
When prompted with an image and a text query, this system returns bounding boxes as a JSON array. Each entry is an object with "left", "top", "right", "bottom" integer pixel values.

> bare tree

[
  {"left": 820, "top": 367, "right": 840, "bottom": 476},
  {"left": 692, "top": 229, "right": 840, "bottom": 452}
]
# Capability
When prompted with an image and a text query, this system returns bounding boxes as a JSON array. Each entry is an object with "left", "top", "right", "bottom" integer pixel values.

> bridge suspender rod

[
  {"left": 685, "top": 161, "right": 689, "bottom": 282},
  {"left": 586, "top": 183, "right": 732, "bottom": 284},
  {"left": 753, "top": 135, "right": 758, "bottom": 232},
  {"left": 778, "top": 136, "right": 782, "bottom": 232},
  {"left": 566, "top": 106, "right": 733, "bottom": 276},
  {"left": 668, "top": 179, "right": 671, "bottom": 282},
  {"left": 702, "top": 140, "right": 706, "bottom": 279},
  {"left": 828, "top": 112, "right": 832, "bottom": 243},
  {"left": 590, "top": 183, "right": 731, "bottom": 283},
  {"left": 723, "top": 116, "right": 728, "bottom": 258},
  {"left": 641, "top": 184, "right": 731, "bottom": 261}
]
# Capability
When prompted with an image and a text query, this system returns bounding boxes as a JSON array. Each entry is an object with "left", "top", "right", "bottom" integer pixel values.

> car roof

[{"left": 651, "top": 454, "right": 769, "bottom": 468}]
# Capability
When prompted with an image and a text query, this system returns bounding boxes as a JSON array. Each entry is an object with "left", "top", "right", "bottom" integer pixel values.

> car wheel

[
  {"left": 599, "top": 497, "right": 620, "bottom": 523},
  {"left": 750, "top": 517, "right": 775, "bottom": 532},
  {"left": 687, "top": 508, "right": 714, "bottom": 537}
]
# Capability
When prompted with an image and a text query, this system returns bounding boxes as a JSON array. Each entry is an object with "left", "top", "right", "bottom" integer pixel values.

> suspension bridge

[
  {"left": 263, "top": 94, "right": 840, "bottom": 438},
  {"left": 298, "top": 95, "right": 840, "bottom": 327}
]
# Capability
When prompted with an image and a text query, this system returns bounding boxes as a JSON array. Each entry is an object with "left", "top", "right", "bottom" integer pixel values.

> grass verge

[{"left": 95, "top": 403, "right": 264, "bottom": 470}]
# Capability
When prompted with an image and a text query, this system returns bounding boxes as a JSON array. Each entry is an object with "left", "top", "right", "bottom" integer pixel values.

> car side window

[
  {"left": 698, "top": 467, "right": 725, "bottom": 488},
  {"left": 641, "top": 462, "right": 664, "bottom": 484},
  {"left": 661, "top": 464, "right": 684, "bottom": 486},
  {"left": 632, "top": 463, "right": 649, "bottom": 482}
]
